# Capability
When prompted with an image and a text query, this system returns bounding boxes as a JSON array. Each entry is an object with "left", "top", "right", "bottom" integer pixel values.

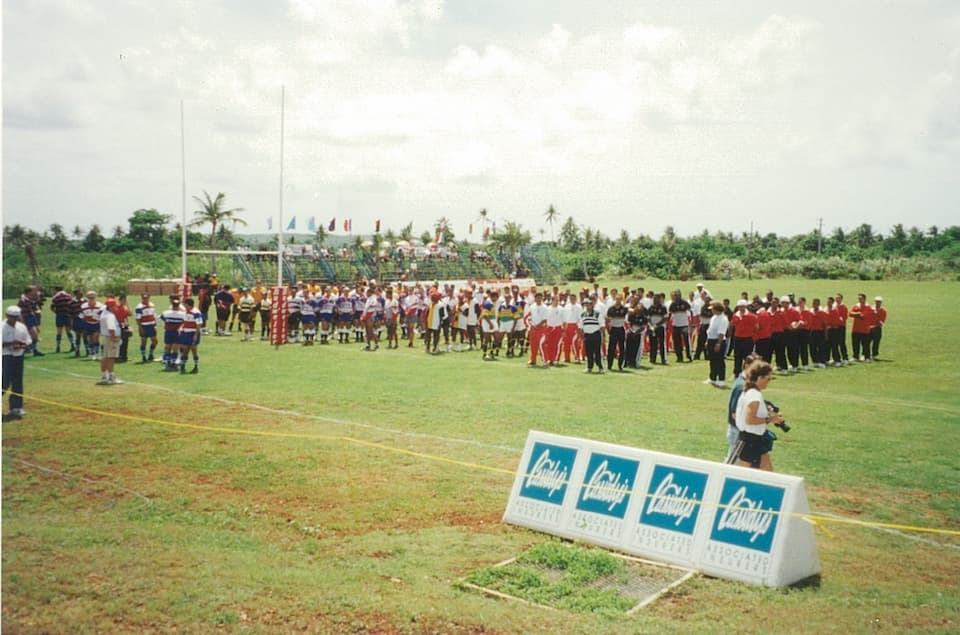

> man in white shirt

[
  {"left": 97, "top": 298, "right": 124, "bottom": 385},
  {"left": 562, "top": 292, "right": 582, "bottom": 363},
  {"left": 3, "top": 306, "right": 32, "bottom": 418},
  {"left": 526, "top": 292, "right": 550, "bottom": 366}
]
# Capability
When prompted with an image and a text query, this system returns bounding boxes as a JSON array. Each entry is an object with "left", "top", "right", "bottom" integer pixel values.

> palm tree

[
  {"left": 543, "top": 204, "right": 559, "bottom": 244},
  {"left": 190, "top": 190, "right": 246, "bottom": 272},
  {"left": 313, "top": 225, "right": 328, "bottom": 248},
  {"left": 399, "top": 223, "right": 414, "bottom": 243},
  {"left": 490, "top": 221, "right": 531, "bottom": 271},
  {"left": 46, "top": 223, "right": 69, "bottom": 250},
  {"left": 5, "top": 225, "right": 40, "bottom": 285}
]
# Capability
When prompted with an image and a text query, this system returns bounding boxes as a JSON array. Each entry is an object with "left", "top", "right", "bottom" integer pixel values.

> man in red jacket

[
  {"left": 850, "top": 293, "right": 876, "bottom": 362},
  {"left": 731, "top": 299, "right": 758, "bottom": 376},
  {"left": 871, "top": 296, "right": 887, "bottom": 359},
  {"left": 835, "top": 293, "right": 851, "bottom": 365}
]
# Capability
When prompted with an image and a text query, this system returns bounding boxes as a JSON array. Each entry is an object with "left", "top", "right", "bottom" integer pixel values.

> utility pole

[{"left": 817, "top": 217, "right": 823, "bottom": 254}]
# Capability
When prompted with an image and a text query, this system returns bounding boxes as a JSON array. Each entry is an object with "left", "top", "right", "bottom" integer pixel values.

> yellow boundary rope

[{"left": 6, "top": 392, "right": 959, "bottom": 539}]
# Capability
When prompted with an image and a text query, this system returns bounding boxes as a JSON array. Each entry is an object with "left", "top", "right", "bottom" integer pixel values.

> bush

[{"left": 710, "top": 258, "right": 749, "bottom": 280}]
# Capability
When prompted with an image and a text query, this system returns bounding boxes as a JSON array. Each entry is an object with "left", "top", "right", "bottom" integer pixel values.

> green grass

[{"left": 2, "top": 278, "right": 959, "bottom": 633}]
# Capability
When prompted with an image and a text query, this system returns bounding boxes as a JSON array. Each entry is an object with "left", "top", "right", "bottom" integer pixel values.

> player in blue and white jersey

[
  {"left": 135, "top": 293, "right": 158, "bottom": 363},
  {"left": 300, "top": 291, "right": 317, "bottom": 345},
  {"left": 286, "top": 288, "right": 303, "bottom": 343},
  {"left": 178, "top": 297, "right": 203, "bottom": 374},
  {"left": 159, "top": 296, "right": 186, "bottom": 371},
  {"left": 317, "top": 288, "right": 336, "bottom": 344},
  {"left": 351, "top": 287, "right": 366, "bottom": 342},
  {"left": 336, "top": 290, "right": 354, "bottom": 343}
]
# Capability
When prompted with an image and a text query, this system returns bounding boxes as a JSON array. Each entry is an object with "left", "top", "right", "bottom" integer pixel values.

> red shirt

[
  {"left": 851, "top": 302, "right": 875, "bottom": 334},
  {"left": 113, "top": 304, "right": 132, "bottom": 327},
  {"left": 825, "top": 306, "right": 842, "bottom": 328},
  {"left": 732, "top": 311, "right": 758, "bottom": 338},
  {"left": 875, "top": 306, "right": 887, "bottom": 326},
  {"left": 836, "top": 303, "right": 849, "bottom": 324},
  {"left": 755, "top": 310, "right": 773, "bottom": 341},
  {"left": 781, "top": 306, "right": 801, "bottom": 331},
  {"left": 770, "top": 309, "right": 785, "bottom": 334},
  {"left": 809, "top": 308, "right": 826, "bottom": 332},
  {"left": 800, "top": 307, "right": 816, "bottom": 330}
]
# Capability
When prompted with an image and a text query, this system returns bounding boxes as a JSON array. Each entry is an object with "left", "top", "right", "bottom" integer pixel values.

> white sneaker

[
  {"left": 96, "top": 378, "right": 110, "bottom": 385},
  {"left": 584, "top": 368, "right": 591, "bottom": 373},
  {"left": 10, "top": 408, "right": 25, "bottom": 416},
  {"left": 703, "top": 379, "right": 714, "bottom": 385},
  {"left": 715, "top": 380, "right": 727, "bottom": 388}
]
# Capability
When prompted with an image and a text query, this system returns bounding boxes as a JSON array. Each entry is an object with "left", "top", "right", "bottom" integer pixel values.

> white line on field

[
  {"left": 34, "top": 367, "right": 523, "bottom": 454},
  {"left": 814, "top": 512, "right": 960, "bottom": 551}
]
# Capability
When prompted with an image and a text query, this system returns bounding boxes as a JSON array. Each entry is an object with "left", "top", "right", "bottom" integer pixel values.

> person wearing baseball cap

[
  {"left": 3, "top": 306, "right": 32, "bottom": 418},
  {"left": 871, "top": 296, "right": 887, "bottom": 359},
  {"left": 97, "top": 298, "right": 124, "bottom": 385},
  {"left": 578, "top": 297, "right": 604, "bottom": 373}
]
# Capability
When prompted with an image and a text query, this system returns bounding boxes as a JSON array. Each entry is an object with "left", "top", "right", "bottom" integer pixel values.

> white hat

[
  {"left": 6, "top": 306, "right": 22, "bottom": 317},
  {"left": 736, "top": 299, "right": 748, "bottom": 307},
  {"left": 779, "top": 296, "right": 790, "bottom": 303},
  {"left": 874, "top": 296, "right": 883, "bottom": 302}
]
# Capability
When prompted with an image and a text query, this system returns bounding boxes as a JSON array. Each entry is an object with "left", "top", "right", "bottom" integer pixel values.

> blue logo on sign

[
  {"left": 575, "top": 453, "right": 639, "bottom": 519},
  {"left": 639, "top": 465, "right": 708, "bottom": 535},
  {"left": 519, "top": 442, "right": 577, "bottom": 505},
  {"left": 710, "top": 478, "right": 785, "bottom": 553}
]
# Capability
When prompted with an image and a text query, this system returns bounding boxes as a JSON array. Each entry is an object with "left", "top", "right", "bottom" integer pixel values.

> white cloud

[{"left": 3, "top": 1, "right": 959, "bottom": 239}]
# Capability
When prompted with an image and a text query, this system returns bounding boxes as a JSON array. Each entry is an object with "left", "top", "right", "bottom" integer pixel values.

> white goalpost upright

[{"left": 178, "top": 89, "right": 287, "bottom": 291}]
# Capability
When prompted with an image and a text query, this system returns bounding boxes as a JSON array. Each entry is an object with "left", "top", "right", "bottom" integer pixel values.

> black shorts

[
  {"left": 216, "top": 308, "right": 230, "bottom": 321},
  {"left": 736, "top": 431, "right": 774, "bottom": 468}
]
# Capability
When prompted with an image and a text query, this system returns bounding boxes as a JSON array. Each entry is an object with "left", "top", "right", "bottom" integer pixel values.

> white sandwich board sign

[{"left": 503, "top": 431, "right": 820, "bottom": 587}]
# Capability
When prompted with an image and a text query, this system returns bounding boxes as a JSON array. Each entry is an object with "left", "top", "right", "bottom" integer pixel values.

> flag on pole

[
  {"left": 484, "top": 227, "right": 491, "bottom": 238},
  {"left": 328, "top": 218, "right": 336, "bottom": 232},
  {"left": 286, "top": 216, "right": 296, "bottom": 231},
  {"left": 267, "top": 217, "right": 273, "bottom": 230},
  {"left": 375, "top": 219, "right": 381, "bottom": 233},
  {"left": 343, "top": 219, "right": 349, "bottom": 232},
  {"left": 307, "top": 216, "right": 316, "bottom": 232},
  {"left": 437, "top": 230, "right": 445, "bottom": 244}
]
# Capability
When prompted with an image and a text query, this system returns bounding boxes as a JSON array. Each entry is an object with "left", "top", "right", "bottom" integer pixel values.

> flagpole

[
  {"left": 180, "top": 100, "right": 187, "bottom": 283},
  {"left": 277, "top": 85, "right": 285, "bottom": 288}
]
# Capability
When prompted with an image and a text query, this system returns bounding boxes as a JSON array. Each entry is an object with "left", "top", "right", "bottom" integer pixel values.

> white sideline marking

[
  {"left": 34, "top": 368, "right": 523, "bottom": 453},
  {"left": 814, "top": 512, "right": 960, "bottom": 551}
]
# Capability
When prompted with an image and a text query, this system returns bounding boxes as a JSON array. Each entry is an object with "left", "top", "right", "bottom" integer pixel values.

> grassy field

[{"left": 2, "top": 278, "right": 958, "bottom": 633}]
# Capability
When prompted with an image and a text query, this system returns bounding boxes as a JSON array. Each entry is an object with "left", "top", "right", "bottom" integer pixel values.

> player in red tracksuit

[{"left": 850, "top": 293, "right": 876, "bottom": 362}]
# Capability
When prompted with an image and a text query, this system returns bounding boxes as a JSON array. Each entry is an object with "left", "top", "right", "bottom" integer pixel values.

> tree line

[{"left": 5, "top": 191, "right": 960, "bottom": 287}]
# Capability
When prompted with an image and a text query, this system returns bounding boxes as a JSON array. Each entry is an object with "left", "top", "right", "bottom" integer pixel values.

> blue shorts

[
  {"left": 83, "top": 322, "right": 99, "bottom": 334},
  {"left": 163, "top": 330, "right": 180, "bottom": 345},
  {"left": 301, "top": 315, "right": 316, "bottom": 326},
  {"left": 73, "top": 318, "right": 85, "bottom": 332},
  {"left": 178, "top": 332, "right": 199, "bottom": 347},
  {"left": 55, "top": 313, "right": 71, "bottom": 328},
  {"left": 140, "top": 324, "right": 157, "bottom": 338},
  {"left": 319, "top": 312, "right": 333, "bottom": 323},
  {"left": 24, "top": 314, "right": 40, "bottom": 328},
  {"left": 337, "top": 313, "right": 352, "bottom": 323}
]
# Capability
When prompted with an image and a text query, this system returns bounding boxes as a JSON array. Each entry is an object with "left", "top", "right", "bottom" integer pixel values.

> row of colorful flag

[{"left": 266, "top": 217, "right": 495, "bottom": 237}]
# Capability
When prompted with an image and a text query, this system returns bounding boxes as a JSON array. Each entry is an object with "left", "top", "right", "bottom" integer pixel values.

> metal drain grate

[{"left": 460, "top": 542, "right": 695, "bottom": 614}]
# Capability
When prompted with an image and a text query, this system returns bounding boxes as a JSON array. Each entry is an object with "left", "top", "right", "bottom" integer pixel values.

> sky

[{"left": 3, "top": 0, "right": 959, "bottom": 242}]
